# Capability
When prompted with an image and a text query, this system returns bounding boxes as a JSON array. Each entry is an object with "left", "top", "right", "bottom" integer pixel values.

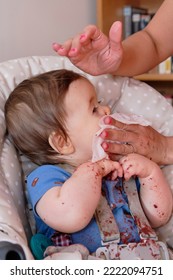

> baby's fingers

[
  {"left": 106, "top": 165, "right": 123, "bottom": 181},
  {"left": 112, "top": 162, "right": 123, "bottom": 179},
  {"left": 119, "top": 156, "right": 135, "bottom": 180}
]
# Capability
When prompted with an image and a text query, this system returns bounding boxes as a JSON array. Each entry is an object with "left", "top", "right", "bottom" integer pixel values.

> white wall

[{"left": 0, "top": 0, "right": 96, "bottom": 62}]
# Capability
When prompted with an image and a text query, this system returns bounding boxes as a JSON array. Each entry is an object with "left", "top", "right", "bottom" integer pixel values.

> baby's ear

[{"left": 48, "top": 131, "right": 74, "bottom": 155}]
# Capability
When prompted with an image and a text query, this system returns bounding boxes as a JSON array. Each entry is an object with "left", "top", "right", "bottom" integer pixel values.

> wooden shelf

[
  {"left": 97, "top": 0, "right": 164, "bottom": 36},
  {"left": 134, "top": 74, "right": 173, "bottom": 82}
]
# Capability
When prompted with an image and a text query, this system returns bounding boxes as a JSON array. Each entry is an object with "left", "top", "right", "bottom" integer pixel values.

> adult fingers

[
  {"left": 53, "top": 38, "right": 74, "bottom": 56},
  {"left": 102, "top": 141, "right": 136, "bottom": 156},
  {"left": 82, "top": 24, "right": 102, "bottom": 42},
  {"left": 101, "top": 127, "right": 138, "bottom": 144},
  {"left": 53, "top": 33, "right": 86, "bottom": 57},
  {"left": 104, "top": 115, "right": 139, "bottom": 131}
]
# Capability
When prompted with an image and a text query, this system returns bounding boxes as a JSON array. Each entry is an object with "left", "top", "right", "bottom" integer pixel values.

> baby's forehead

[
  {"left": 82, "top": 77, "right": 97, "bottom": 92},
  {"left": 82, "top": 78, "right": 98, "bottom": 98},
  {"left": 65, "top": 78, "right": 97, "bottom": 105},
  {"left": 70, "top": 76, "right": 96, "bottom": 93}
]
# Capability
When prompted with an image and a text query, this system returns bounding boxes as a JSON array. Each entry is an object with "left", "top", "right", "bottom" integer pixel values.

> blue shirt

[{"left": 27, "top": 165, "right": 140, "bottom": 253}]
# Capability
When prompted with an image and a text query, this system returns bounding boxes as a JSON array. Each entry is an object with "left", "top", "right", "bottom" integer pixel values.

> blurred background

[{"left": 0, "top": 0, "right": 96, "bottom": 62}]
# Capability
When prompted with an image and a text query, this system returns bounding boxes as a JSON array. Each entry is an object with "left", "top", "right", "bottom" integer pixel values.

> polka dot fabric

[{"left": 0, "top": 56, "right": 173, "bottom": 259}]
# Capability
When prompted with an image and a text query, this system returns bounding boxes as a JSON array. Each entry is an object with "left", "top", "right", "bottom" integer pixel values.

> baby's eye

[
  {"left": 93, "top": 106, "right": 98, "bottom": 113},
  {"left": 98, "top": 98, "right": 104, "bottom": 104}
]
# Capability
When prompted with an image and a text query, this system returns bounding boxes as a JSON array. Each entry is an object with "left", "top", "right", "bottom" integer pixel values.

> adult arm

[
  {"left": 119, "top": 0, "right": 173, "bottom": 76},
  {"left": 53, "top": 0, "right": 173, "bottom": 76}
]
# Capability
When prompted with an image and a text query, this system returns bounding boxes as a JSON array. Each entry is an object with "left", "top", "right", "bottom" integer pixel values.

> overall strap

[
  {"left": 124, "top": 178, "right": 157, "bottom": 240},
  {"left": 95, "top": 193, "right": 120, "bottom": 244}
]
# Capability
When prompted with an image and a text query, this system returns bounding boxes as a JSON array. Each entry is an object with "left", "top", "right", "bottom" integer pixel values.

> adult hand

[
  {"left": 100, "top": 116, "right": 168, "bottom": 165},
  {"left": 52, "top": 21, "right": 123, "bottom": 76}
]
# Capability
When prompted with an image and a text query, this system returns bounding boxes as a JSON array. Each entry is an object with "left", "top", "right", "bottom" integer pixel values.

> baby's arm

[
  {"left": 120, "top": 153, "right": 173, "bottom": 228},
  {"left": 36, "top": 159, "right": 123, "bottom": 233}
]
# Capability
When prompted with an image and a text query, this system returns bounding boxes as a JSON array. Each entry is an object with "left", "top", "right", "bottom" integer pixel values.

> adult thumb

[{"left": 109, "top": 21, "right": 122, "bottom": 51}]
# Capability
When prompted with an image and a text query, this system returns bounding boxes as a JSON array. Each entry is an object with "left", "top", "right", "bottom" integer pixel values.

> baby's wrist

[
  {"left": 94, "top": 159, "right": 111, "bottom": 177},
  {"left": 78, "top": 161, "right": 103, "bottom": 176}
]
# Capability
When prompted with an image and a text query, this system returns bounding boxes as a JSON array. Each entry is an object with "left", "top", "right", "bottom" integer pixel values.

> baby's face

[{"left": 64, "top": 77, "right": 110, "bottom": 164}]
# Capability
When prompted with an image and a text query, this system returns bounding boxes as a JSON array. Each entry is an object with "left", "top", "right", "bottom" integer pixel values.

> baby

[{"left": 5, "top": 69, "right": 172, "bottom": 259}]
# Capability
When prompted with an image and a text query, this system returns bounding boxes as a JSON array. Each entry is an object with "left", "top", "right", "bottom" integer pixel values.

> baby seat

[
  {"left": 0, "top": 55, "right": 173, "bottom": 260},
  {"left": 93, "top": 179, "right": 170, "bottom": 260}
]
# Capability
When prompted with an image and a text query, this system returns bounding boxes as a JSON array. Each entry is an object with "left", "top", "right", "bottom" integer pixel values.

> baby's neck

[{"left": 56, "top": 162, "right": 76, "bottom": 174}]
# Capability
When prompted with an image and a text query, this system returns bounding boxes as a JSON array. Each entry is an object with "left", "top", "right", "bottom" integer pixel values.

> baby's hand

[
  {"left": 96, "top": 158, "right": 123, "bottom": 180},
  {"left": 119, "top": 153, "right": 156, "bottom": 180}
]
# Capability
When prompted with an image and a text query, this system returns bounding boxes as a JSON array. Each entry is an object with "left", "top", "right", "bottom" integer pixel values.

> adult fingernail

[
  {"left": 102, "top": 142, "right": 109, "bottom": 150},
  {"left": 104, "top": 116, "right": 112, "bottom": 124},
  {"left": 69, "top": 48, "right": 77, "bottom": 56},
  {"left": 70, "top": 48, "right": 77, "bottom": 52},
  {"left": 52, "top": 43, "right": 58, "bottom": 51},
  {"left": 80, "top": 34, "right": 86, "bottom": 40},
  {"left": 100, "top": 131, "right": 108, "bottom": 138}
]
